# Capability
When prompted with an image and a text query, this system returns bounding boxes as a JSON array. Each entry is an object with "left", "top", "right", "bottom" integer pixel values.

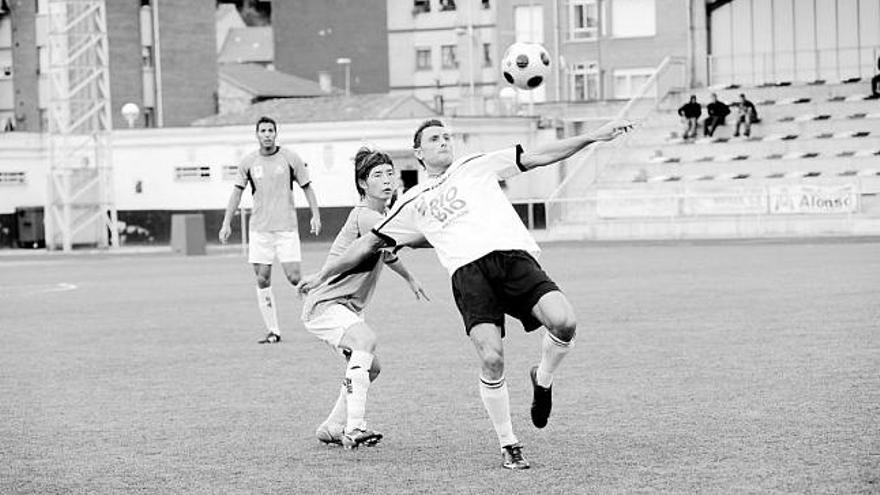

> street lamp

[
  {"left": 121, "top": 102, "right": 140, "bottom": 128},
  {"left": 336, "top": 57, "right": 351, "bottom": 96}
]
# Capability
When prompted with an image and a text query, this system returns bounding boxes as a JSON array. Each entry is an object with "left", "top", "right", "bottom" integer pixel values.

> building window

[
  {"left": 0, "top": 171, "right": 26, "bottom": 185},
  {"left": 570, "top": 0, "right": 599, "bottom": 40},
  {"left": 612, "top": 68, "right": 655, "bottom": 99},
  {"left": 174, "top": 166, "right": 211, "bottom": 181},
  {"left": 611, "top": 0, "right": 655, "bottom": 37},
  {"left": 36, "top": 46, "right": 48, "bottom": 76},
  {"left": 571, "top": 62, "right": 599, "bottom": 101},
  {"left": 413, "top": 0, "right": 430, "bottom": 14},
  {"left": 221, "top": 165, "right": 239, "bottom": 181},
  {"left": 39, "top": 109, "right": 49, "bottom": 132},
  {"left": 515, "top": 5, "right": 543, "bottom": 43},
  {"left": 439, "top": 0, "right": 456, "bottom": 11},
  {"left": 416, "top": 48, "right": 432, "bottom": 70},
  {"left": 482, "top": 43, "right": 492, "bottom": 68},
  {"left": 441, "top": 45, "right": 458, "bottom": 69},
  {"left": 141, "top": 46, "right": 153, "bottom": 68},
  {"left": 482, "top": 0, "right": 490, "bottom": 9}
]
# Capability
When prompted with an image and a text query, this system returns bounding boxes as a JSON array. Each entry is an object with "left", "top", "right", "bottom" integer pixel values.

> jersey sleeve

[
  {"left": 370, "top": 194, "right": 423, "bottom": 248},
  {"left": 284, "top": 149, "right": 312, "bottom": 188},
  {"left": 233, "top": 157, "right": 250, "bottom": 190},
  {"left": 355, "top": 207, "right": 384, "bottom": 238},
  {"left": 460, "top": 145, "right": 525, "bottom": 180}
]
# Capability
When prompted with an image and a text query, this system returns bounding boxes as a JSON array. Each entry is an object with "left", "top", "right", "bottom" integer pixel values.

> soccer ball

[{"left": 501, "top": 42, "right": 551, "bottom": 91}]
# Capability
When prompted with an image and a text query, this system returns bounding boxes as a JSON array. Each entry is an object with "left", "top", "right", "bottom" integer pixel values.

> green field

[{"left": 1, "top": 240, "right": 878, "bottom": 494}]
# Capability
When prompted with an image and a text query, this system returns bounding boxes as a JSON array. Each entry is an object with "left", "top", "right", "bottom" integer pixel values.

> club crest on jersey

[{"left": 252, "top": 165, "right": 263, "bottom": 178}]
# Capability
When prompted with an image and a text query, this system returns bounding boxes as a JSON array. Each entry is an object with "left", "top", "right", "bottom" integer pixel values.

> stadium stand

[
  {"left": 598, "top": 80, "right": 880, "bottom": 186},
  {"left": 543, "top": 78, "right": 880, "bottom": 240}
]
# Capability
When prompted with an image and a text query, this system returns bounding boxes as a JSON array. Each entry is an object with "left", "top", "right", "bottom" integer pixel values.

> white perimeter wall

[{"left": 0, "top": 117, "right": 558, "bottom": 214}]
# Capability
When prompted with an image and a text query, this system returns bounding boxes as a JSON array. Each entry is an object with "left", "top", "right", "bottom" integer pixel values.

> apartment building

[
  {"left": 7, "top": 0, "right": 217, "bottom": 131},
  {"left": 388, "top": 0, "right": 498, "bottom": 114},
  {"left": 0, "top": 7, "right": 12, "bottom": 129},
  {"left": 496, "top": 0, "right": 707, "bottom": 103}
]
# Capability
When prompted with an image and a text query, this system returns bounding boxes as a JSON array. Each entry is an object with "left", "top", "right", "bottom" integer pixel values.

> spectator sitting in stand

[
  {"left": 703, "top": 93, "right": 730, "bottom": 138},
  {"left": 677, "top": 95, "right": 702, "bottom": 140},
  {"left": 733, "top": 93, "right": 758, "bottom": 138},
  {"left": 871, "top": 57, "right": 880, "bottom": 99}
]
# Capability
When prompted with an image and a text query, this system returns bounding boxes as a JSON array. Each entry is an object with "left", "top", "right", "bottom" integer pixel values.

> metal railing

[{"left": 543, "top": 56, "right": 687, "bottom": 229}]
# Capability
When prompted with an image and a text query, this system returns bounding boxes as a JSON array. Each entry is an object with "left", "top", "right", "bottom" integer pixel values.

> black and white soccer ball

[{"left": 501, "top": 42, "right": 551, "bottom": 91}]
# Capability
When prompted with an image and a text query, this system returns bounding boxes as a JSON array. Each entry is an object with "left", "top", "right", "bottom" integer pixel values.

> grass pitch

[{"left": 1, "top": 239, "right": 878, "bottom": 494}]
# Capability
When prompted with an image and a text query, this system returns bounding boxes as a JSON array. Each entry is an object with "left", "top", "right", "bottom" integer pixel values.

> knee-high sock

[
  {"left": 479, "top": 376, "right": 518, "bottom": 447},
  {"left": 344, "top": 350, "right": 373, "bottom": 432},
  {"left": 536, "top": 330, "right": 573, "bottom": 388},
  {"left": 256, "top": 286, "right": 279, "bottom": 334},
  {"left": 325, "top": 383, "right": 347, "bottom": 427}
]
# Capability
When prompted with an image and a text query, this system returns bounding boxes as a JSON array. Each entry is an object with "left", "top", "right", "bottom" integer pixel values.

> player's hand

[
  {"left": 408, "top": 277, "right": 430, "bottom": 301},
  {"left": 592, "top": 120, "right": 634, "bottom": 142},
  {"left": 310, "top": 216, "right": 321, "bottom": 236},
  {"left": 219, "top": 224, "right": 232, "bottom": 244},
  {"left": 296, "top": 273, "right": 321, "bottom": 297}
]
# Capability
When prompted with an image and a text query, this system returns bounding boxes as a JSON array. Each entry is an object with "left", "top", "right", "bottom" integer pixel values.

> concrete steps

[
  {"left": 688, "top": 81, "right": 872, "bottom": 105},
  {"left": 600, "top": 157, "right": 880, "bottom": 184},
  {"left": 604, "top": 134, "right": 880, "bottom": 164}
]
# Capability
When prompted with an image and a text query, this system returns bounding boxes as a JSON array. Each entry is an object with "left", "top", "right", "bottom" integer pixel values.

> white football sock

[
  {"left": 536, "top": 330, "right": 573, "bottom": 388},
  {"left": 344, "top": 350, "right": 373, "bottom": 433},
  {"left": 256, "top": 286, "right": 279, "bottom": 334},
  {"left": 325, "top": 383, "right": 347, "bottom": 428},
  {"left": 479, "top": 376, "right": 518, "bottom": 447}
]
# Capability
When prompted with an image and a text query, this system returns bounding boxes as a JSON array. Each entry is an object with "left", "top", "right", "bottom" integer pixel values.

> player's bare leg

[
  {"left": 252, "top": 263, "right": 281, "bottom": 343},
  {"left": 280, "top": 261, "right": 302, "bottom": 287},
  {"left": 336, "top": 322, "right": 383, "bottom": 449},
  {"left": 470, "top": 323, "right": 529, "bottom": 469},
  {"left": 529, "top": 291, "right": 577, "bottom": 428}
]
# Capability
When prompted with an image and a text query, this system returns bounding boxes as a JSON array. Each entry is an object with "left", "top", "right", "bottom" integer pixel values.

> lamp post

[
  {"left": 336, "top": 57, "right": 351, "bottom": 96},
  {"left": 121, "top": 102, "right": 140, "bottom": 128}
]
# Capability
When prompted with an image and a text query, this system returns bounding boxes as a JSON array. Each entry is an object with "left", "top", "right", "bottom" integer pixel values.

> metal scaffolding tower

[{"left": 44, "top": 0, "right": 118, "bottom": 251}]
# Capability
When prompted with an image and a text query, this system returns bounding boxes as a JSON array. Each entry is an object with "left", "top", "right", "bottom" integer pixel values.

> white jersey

[{"left": 371, "top": 145, "right": 540, "bottom": 276}]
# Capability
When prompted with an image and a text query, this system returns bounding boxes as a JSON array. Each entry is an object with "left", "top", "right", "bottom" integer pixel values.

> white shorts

[
  {"left": 248, "top": 230, "right": 302, "bottom": 265},
  {"left": 302, "top": 303, "right": 364, "bottom": 349}
]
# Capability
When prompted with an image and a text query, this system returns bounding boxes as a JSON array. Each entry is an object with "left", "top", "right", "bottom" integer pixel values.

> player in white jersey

[
  {"left": 303, "top": 147, "right": 428, "bottom": 449},
  {"left": 219, "top": 116, "right": 322, "bottom": 344},
  {"left": 299, "top": 118, "right": 631, "bottom": 469}
]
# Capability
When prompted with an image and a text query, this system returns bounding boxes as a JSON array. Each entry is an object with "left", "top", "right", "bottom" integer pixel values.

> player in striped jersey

[
  {"left": 298, "top": 119, "right": 631, "bottom": 468},
  {"left": 303, "top": 147, "right": 429, "bottom": 450}
]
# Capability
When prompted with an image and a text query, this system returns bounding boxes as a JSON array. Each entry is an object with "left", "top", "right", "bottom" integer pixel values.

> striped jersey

[
  {"left": 234, "top": 146, "right": 311, "bottom": 232},
  {"left": 371, "top": 145, "right": 540, "bottom": 276},
  {"left": 302, "top": 204, "right": 397, "bottom": 320}
]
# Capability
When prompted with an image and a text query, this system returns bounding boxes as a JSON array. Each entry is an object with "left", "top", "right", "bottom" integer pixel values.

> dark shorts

[{"left": 450, "top": 250, "right": 560, "bottom": 336}]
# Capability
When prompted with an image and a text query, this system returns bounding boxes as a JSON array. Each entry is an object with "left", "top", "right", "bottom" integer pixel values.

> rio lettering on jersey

[{"left": 414, "top": 185, "right": 468, "bottom": 226}]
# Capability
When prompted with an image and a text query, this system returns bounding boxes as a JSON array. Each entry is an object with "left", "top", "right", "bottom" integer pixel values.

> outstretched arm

[
  {"left": 519, "top": 120, "right": 632, "bottom": 171},
  {"left": 384, "top": 253, "right": 430, "bottom": 301},
  {"left": 297, "top": 231, "right": 388, "bottom": 296}
]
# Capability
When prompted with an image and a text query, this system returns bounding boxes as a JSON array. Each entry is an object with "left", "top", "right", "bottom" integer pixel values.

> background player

[
  {"left": 299, "top": 118, "right": 631, "bottom": 469},
  {"left": 219, "top": 116, "right": 321, "bottom": 344},
  {"left": 303, "top": 147, "right": 428, "bottom": 449}
]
